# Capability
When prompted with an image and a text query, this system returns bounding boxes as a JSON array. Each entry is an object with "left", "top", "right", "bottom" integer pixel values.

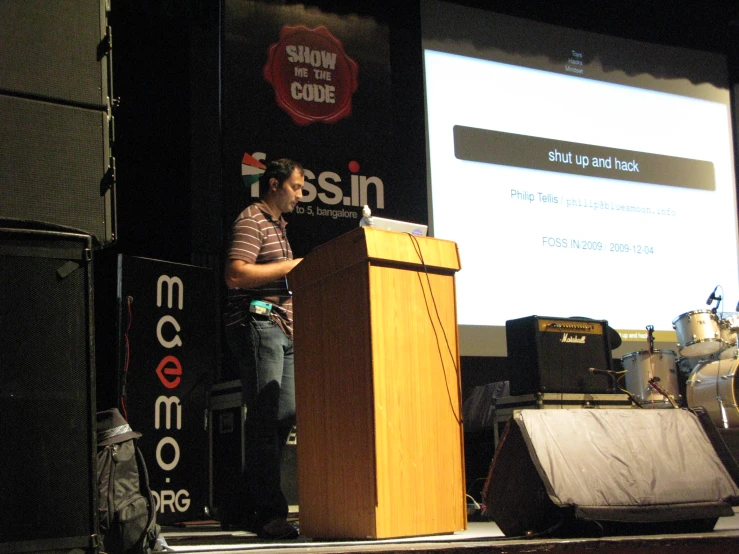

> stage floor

[{"left": 160, "top": 508, "right": 739, "bottom": 554}]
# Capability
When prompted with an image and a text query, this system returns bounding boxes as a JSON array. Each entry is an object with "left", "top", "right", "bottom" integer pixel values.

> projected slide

[{"left": 422, "top": 1, "right": 739, "bottom": 356}]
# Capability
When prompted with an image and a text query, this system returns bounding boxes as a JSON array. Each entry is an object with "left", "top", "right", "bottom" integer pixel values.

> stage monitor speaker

[
  {"left": 506, "top": 315, "right": 614, "bottom": 395},
  {"left": 483, "top": 409, "right": 739, "bottom": 538},
  {"left": 0, "top": 226, "right": 97, "bottom": 553}
]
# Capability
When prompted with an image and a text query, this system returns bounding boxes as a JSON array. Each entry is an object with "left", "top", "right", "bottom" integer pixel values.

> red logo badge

[
  {"left": 155, "top": 355, "right": 182, "bottom": 389},
  {"left": 264, "top": 25, "right": 359, "bottom": 126}
]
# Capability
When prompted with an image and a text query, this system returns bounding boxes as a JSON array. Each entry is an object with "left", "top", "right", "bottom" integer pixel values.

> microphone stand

[
  {"left": 706, "top": 285, "right": 722, "bottom": 314},
  {"left": 648, "top": 377, "right": 679, "bottom": 409}
]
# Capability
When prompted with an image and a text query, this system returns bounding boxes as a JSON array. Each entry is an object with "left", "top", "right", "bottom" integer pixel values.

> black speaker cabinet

[
  {"left": 208, "top": 380, "right": 299, "bottom": 520},
  {"left": 0, "top": 96, "right": 114, "bottom": 246},
  {"left": 483, "top": 409, "right": 739, "bottom": 538},
  {"left": 0, "top": 1, "right": 115, "bottom": 246},
  {"left": 507, "top": 315, "right": 614, "bottom": 395},
  {"left": 0, "top": 225, "right": 97, "bottom": 553},
  {"left": 209, "top": 381, "right": 247, "bottom": 519},
  {"left": 0, "top": 0, "right": 110, "bottom": 107}
]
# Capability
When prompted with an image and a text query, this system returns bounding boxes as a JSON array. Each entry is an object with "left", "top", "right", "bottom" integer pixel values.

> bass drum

[
  {"left": 686, "top": 358, "right": 739, "bottom": 428},
  {"left": 622, "top": 350, "right": 679, "bottom": 407}
]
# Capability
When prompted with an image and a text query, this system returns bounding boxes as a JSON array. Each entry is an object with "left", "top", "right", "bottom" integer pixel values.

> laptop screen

[{"left": 365, "top": 216, "right": 428, "bottom": 236}]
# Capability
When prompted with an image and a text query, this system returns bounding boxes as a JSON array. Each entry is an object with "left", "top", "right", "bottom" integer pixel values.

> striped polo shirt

[{"left": 225, "top": 201, "right": 294, "bottom": 339}]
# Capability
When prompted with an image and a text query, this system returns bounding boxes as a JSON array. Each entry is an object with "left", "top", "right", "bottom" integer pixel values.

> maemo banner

[{"left": 116, "top": 255, "right": 216, "bottom": 525}]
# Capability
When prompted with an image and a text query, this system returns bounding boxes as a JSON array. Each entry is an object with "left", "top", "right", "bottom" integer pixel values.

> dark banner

[
  {"left": 223, "top": 1, "right": 393, "bottom": 257},
  {"left": 117, "top": 255, "right": 217, "bottom": 525}
]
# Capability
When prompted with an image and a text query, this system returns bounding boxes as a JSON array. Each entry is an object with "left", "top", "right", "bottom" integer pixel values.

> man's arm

[{"left": 225, "top": 258, "right": 302, "bottom": 289}]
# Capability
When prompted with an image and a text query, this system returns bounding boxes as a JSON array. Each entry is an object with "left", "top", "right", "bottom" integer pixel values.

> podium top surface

[{"left": 290, "top": 226, "right": 460, "bottom": 292}]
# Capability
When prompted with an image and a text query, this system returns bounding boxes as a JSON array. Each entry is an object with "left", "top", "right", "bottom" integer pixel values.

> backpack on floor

[{"left": 96, "top": 408, "right": 162, "bottom": 554}]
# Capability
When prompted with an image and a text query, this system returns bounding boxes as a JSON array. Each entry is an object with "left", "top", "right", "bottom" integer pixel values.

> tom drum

[{"left": 672, "top": 309, "right": 721, "bottom": 358}]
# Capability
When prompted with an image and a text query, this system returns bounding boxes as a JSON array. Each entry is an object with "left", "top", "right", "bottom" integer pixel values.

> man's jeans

[{"left": 225, "top": 315, "right": 295, "bottom": 524}]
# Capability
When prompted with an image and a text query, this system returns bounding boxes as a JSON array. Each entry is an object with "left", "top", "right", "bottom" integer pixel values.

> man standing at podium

[{"left": 223, "top": 158, "right": 304, "bottom": 539}]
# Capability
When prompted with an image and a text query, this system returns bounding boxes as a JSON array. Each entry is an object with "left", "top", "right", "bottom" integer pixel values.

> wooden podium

[{"left": 289, "top": 226, "right": 466, "bottom": 539}]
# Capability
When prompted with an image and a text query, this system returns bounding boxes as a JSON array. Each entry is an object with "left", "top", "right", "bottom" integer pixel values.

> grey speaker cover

[{"left": 485, "top": 409, "right": 739, "bottom": 536}]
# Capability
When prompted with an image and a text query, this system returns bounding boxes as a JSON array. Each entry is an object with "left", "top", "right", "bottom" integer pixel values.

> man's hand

[{"left": 225, "top": 258, "right": 302, "bottom": 289}]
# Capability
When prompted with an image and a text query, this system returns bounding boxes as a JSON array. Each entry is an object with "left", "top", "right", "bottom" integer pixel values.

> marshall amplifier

[{"left": 506, "top": 316, "right": 615, "bottom": 395}]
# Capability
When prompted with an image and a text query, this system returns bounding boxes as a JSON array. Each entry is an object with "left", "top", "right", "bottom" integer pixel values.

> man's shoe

[
  {"left": 219, "top": 508, "right": 256, "bottom": 532},
  {"left": 258, "top": 518, "right": 299, "bottom": 540}
]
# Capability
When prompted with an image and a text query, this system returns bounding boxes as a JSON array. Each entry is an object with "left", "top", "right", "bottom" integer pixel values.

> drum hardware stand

[
  {"left": 716, "top": 395, "right": 738, "bottom": 409},
  {"left": 647, "top": 377, "right": 680, "bottom": 409},
  {"left": 718, "top": 398, "right": 731, "bottom": 429},
  {"left": 645, "top": 325, "right": 658, "bottom": 404},
  {"left": 718, "top": 370, "right": 738, "bottom": 428}
]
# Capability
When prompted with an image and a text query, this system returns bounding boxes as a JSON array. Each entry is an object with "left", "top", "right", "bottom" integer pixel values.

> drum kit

[{"left": 619, "top": 307, "right": 738, "bottom": 429}]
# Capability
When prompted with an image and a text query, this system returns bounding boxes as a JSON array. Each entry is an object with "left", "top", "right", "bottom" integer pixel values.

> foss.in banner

[{"left": 223, "top": 2, "right": 393, "bottom": 257}]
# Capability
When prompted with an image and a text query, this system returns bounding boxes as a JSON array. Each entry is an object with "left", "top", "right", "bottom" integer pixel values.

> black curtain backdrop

[
  {"left": 107, "top": 0, "right": 739, "bottom": 387},
  {"left": 109, "top": 0, "right": 738, "bottom": 261}
]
